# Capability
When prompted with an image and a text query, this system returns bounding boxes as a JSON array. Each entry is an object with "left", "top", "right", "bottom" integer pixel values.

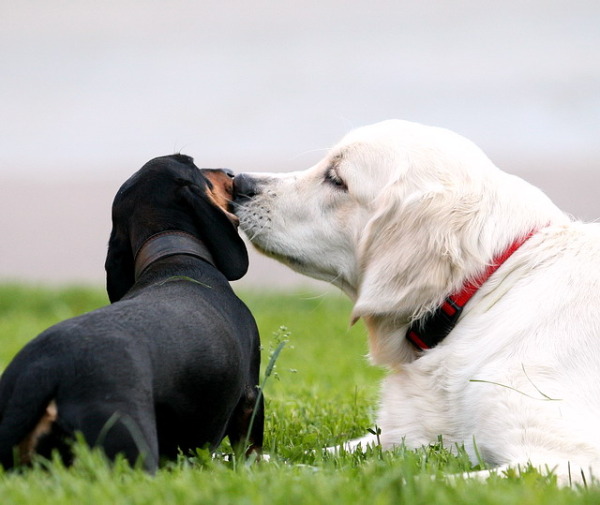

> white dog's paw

[{"left": 325, "top": 433, "right": 382, "bottom": 454}]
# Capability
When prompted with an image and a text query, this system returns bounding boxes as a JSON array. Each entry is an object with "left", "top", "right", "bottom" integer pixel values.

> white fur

[{"left": 235, "top": 120, "right": 600, "bottom": 485}]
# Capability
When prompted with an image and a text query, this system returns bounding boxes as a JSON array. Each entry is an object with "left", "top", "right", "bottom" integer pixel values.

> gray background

[{"left": 1, "top": 1, "right": 599, "bottom": 290}]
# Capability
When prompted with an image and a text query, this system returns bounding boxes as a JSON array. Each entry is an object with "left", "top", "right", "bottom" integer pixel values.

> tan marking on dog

[
  {"left": 18, "top": 400, "right": 58, "bottom": 464},
  {"left": 203, "top": 170, "right": 240, "bottom": 226}
]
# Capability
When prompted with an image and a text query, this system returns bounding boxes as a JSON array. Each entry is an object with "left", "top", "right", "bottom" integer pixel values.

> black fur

[{"left": 0, "top": 154, "right": 262, "bottom": 472}]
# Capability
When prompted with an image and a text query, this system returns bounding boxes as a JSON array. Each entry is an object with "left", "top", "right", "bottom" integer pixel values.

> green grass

[{"left": 0, "top": 283, "right": 598, "bottom": 504}]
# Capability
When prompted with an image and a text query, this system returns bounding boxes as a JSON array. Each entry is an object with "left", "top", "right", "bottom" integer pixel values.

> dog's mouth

[{"left": 251, "top": 241, "right": 306, "bottom": 268}]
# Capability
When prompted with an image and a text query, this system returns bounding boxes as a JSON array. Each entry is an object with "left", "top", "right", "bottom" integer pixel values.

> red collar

[{"left": 406, "top": 230, "right": 537, "bottom": 351}]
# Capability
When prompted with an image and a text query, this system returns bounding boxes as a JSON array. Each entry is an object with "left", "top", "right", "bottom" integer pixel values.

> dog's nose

[{"left": 233, "top": 173, "right": 260, "bottom": 200}]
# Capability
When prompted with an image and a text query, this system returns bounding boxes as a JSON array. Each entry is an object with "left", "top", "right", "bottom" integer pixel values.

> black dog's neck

[{"left": 134, "top": 231, "right": 215, "bottom": 281}]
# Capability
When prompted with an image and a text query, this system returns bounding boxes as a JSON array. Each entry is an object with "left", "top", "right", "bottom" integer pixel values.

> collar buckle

[{"left": 406, "top": 297, "right": 463, "bottom": 350}]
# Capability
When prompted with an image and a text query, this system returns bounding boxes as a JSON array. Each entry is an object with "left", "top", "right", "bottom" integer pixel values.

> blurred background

[{"left": 1, "top": 0, "right": 599, "bottom": 290}]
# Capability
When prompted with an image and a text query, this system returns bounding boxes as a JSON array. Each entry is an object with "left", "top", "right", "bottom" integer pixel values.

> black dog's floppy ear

[
  {"left": 105, "top": 225, "right": 135, "bottom": 302},
  {"left": 181, "top": 183, "right": 249, "bottom": 281}
]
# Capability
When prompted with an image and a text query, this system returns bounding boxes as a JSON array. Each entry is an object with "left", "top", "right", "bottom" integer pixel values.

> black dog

[{"left": 0, "top": 154, "right": 263, "bottom": 472}]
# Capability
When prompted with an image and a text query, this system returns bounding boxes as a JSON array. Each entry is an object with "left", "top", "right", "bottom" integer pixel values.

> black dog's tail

[{"left": 0, "top": 364, "right": 58, "bottom": 469}]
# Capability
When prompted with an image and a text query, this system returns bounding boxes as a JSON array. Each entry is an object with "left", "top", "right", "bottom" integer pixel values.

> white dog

[{"left": 233, "top": 120, "right": 600, "bottom": 485}]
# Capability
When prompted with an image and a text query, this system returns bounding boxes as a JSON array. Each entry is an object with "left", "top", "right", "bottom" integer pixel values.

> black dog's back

[
  {"left": 1, "top": 272, "right": 257, "bottom": 469},
  {"left": 0, "top": 156, "right": 262, "bottom": 471}
]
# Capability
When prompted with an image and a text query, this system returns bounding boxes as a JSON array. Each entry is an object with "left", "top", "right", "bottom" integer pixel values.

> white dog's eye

[{"left": 324, "top": 168, "right": 347, "bottom": 191}]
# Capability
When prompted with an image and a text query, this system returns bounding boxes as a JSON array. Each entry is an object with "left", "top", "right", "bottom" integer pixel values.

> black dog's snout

[{"left": 233, "top": 173, "right": 260, "bottom": 200}]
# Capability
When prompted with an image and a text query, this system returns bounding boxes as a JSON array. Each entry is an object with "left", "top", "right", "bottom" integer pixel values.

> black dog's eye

[{"left": 324, "top": 168, "right": 347, "bottom": 191}]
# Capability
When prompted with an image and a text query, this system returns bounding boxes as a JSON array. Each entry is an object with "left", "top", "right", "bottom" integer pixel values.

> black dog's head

[{"left": 105, "top": 154, "right": 248, "bottom": 302}]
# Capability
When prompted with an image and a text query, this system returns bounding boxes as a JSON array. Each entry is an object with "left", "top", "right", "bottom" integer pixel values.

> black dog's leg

[
  {"left": 247, "top": 391, "right": 264, "bottom": 455},
  {"left": 0, "top": 365, "right": 58, "bottom": 469},
  {"left": 227, "top": 385, "right": 264, "bottom": 456},
  {"left": 74, "top": 402, "right": 160, "bottom": 473}
]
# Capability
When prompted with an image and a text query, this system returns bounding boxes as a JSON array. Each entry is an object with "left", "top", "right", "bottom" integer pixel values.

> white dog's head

[{"left": 234, "top": 120, "right": 567, "bottom": 360}]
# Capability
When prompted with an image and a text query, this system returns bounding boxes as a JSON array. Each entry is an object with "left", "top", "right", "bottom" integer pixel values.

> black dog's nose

[{"left": 233, "top": 173, "right": 260, "bottom": 200}]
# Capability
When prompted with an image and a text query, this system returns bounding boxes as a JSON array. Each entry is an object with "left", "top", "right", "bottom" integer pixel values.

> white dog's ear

[{"left": 352, "top": 185, "right": 483, "bottom": 323}]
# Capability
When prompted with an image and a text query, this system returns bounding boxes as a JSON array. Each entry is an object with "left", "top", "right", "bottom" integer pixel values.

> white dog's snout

[
  {"left": 233, "top": 172, "right": 290, "bottom": 201},
  {"left": 233, "top": 173, "right": 261, "bottom": 200}
]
